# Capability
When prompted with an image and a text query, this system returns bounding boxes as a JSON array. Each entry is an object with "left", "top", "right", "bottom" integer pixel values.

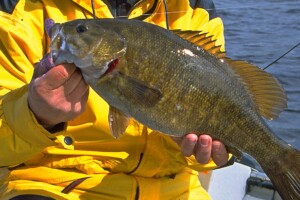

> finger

[
  {"left": 181, "top": 133, "right": 198, "bottom": 157},
  {"left": 70, "top": 88, "right": 89, "bottom": 115},
  {"left": 67, "top": 74, "right": 89, "bottom": 101},
  {"left": 195, "top": 135, "right": 212, "bottom": 164},
  {"left": 42, "top": 63, "right": 77, "bottom": 89},
  {"left": 211, "top": 140, "right": 229, "bottom": 167},
  {"left": 64, "top": 68, "right": 86, "bottom": 93}
]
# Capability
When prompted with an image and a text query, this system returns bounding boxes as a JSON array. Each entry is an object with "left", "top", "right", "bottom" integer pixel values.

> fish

[{"left": 49, "top": 18, "right": 300, "bottom": 200}]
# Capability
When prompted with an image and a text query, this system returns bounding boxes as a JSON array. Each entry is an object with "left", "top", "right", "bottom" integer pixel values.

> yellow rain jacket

[{"left": 0, "top": 0, "right": 226, "bottom": 199}]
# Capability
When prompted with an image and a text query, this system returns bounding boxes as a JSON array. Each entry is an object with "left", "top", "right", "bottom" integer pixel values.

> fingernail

[
  {"left": 213, "top": 142, "right": 221, "bottom": 152},
  {"left": 186, "top": 136, "right": 198, "bottom": 146},
  {"left": 189, "top": 137, "right": 198, "bottom": 144},
  {"left": 200, "top": 138, "right": 209, "bottom": 147}
]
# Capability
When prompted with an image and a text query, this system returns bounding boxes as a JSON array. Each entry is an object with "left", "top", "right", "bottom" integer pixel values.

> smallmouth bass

[{"left": 49, "top": 19, "right": 300, "bottom": 199}]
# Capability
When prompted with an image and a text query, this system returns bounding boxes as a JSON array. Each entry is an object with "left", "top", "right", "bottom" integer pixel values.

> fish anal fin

[
  {"left": 109, "top": 106, "right": 130, "bottom": 139},
  {"left": 172, "top": 30, "right": 226, "bottom": 59},
  {"left": 227, "top": 146, "right": 243, "bottom": 161},
  {"left": 226, "top": 58, "right": 287, "bottom": 120}
]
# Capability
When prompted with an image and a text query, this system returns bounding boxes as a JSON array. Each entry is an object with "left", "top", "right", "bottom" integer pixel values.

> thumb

[{"left": 33, "top": 53, "right": 55, "bottom": 78}]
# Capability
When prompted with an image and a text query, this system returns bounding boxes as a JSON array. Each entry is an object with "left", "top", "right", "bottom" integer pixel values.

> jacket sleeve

[{"left": 0, "top": 2, "right": 58, "bottom": 167}]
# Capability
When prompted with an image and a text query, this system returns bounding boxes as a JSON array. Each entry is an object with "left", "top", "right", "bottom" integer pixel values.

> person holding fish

[{"left": 0, "top": 0, "right": 233, "bottom": 199}]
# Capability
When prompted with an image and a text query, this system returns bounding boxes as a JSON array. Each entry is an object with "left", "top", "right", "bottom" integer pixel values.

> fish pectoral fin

[
  {"left": 118, "top": 73, "right": 163, "bottom": 107},
  {"left": 172, "top": 30, "right": 226, "bottom": 59},
  {"left": 109, "top": 106, "right": 130, "bottom": 139},
  {"left": 226, "top": 58, "right": 287, "bottom": 120}
]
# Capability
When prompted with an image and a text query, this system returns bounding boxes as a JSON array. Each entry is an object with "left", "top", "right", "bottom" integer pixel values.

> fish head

[{"left": 49, "top": 19, "right": 127, "bottom": 80}]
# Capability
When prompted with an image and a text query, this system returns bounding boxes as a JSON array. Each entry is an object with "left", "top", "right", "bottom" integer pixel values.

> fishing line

[
  {"left": 162, "top": 0, "right": 170, "bottom": 30},
  {"left": 210, "top": 1, "right": 300, "bottom": 11},
  {"left": 263, "top": 42, "right": 300, "bottom": 70},
  {"left": 86, "top": 0, "right": 300, "bottom": 19},
  {"left": 115, "top": 11, "right": 187, "bottom": 18},
  {"left": 88, "top": 0, "right": 299, "bottom": 69},
  {"left": 114, "top": 1, "right": 300, "bottom": 18}
]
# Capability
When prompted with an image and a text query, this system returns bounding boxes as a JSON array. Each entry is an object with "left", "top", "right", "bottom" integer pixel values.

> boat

[{"left": 199, "top": 162, "right": 282, "bottom": 200}]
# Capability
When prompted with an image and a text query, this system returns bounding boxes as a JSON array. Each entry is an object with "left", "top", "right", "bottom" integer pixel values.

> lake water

[{"left": 214, "top": 0, "right": 300, "bottom": 154}]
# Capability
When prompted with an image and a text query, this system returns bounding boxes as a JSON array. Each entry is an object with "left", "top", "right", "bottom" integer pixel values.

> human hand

[
  {"left": 28, "top": 54, "right": 89, "bottom": 130},
  {"left": 173, "top": 133, "right": 229, "bottom": 167}
]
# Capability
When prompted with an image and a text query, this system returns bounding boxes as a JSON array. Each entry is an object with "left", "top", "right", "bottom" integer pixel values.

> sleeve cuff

[
  {"left": 186, "top": 153, "right": 235, "bottom": 172},
  {"left": 2, "top": 85, "right": 61, "bottom": 146}
]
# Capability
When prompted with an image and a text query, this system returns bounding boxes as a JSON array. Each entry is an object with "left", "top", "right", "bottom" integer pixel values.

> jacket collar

[
  {"left": 71, "top": 0, "right": 159, "bottom": 19},
  {"left": 71, "top": 0, "right": 113, "bottom": 18}
]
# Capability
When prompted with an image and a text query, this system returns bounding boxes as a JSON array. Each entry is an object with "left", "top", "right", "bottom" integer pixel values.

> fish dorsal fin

[
  {"left": 172, "top": 30, "right": 226, "bottom": 59},
  {"left": 225, "top": 58, "right": 287, "bottom": 120}
]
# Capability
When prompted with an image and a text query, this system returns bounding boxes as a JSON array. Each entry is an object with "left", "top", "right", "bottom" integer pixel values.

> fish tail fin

[{"left": 263, "top": 148, "right": 300, "bottom": 200}]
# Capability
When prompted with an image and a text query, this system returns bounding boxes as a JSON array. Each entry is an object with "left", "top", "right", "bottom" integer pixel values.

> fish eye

[{"left": 76, "top": 24, "right": 88, "bottom": 33}]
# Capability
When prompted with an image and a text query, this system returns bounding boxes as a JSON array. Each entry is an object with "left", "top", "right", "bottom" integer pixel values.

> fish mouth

[
  {"left": 49, "top": 23, "right": 72, "bottom": 65},
  {"left": 50, "top": 50, "right": 60, "bottom": 64},
  {"left": 50, "top": 49, "right": 75, "bottom": 65}
]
